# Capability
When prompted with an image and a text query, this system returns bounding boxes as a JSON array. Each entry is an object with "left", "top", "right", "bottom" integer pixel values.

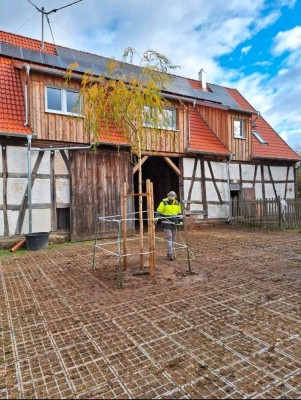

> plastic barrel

[{"left": 25, "top": 232, "right": 49, "bottom": 251}]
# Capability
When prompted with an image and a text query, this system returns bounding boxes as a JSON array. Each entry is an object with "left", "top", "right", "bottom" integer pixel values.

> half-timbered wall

[
  {"left": 0, "top": 144, "right": 70, "bottom": 236},
  {"left": 183, "top": 157, "right": 296, "bottom": 219}
]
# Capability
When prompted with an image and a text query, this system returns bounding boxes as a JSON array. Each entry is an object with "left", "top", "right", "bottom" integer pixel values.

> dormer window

[
  {"left": 233, "top": 119, "right": 245, "bottom": 138},
  {"left": 45, "top": 86, "right": 81, "bottom": 116},
  {"left": 253, "top": 130, "right": 268, "bottom": 144}
]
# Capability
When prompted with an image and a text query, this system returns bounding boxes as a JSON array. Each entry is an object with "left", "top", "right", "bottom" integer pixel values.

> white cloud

[
  {"left": 241, "top": 45, "right": 252, "bottom": 55},
  {"left": 272, "top": 25, "right": 301, "bottom": 55}
]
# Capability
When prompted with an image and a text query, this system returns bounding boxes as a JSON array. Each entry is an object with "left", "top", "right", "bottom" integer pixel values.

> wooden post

[
  {"left": 122, "top": 182, "right": 127, "bottom": 270},
  {"left": 148, "top": 180, "right": 156, "bottom": 276}
]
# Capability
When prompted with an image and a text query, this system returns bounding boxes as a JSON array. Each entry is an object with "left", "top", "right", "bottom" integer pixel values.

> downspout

[
  {"left": 24, "top": 66, "right": 30, "bottom": 126},
  {"left": 227, "top": 153, "right": 233, "bottom": 221},
  {"left": 27, "top": 134, "right": 33, "bottom": 233}
]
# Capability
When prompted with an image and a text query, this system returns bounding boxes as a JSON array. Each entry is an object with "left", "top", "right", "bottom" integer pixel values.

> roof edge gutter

[
  {"left": 22, "top": 64, "right": 82, "bottom": 81},
  {"left": 23, "top": 65, "right": 30, "bottom": 126},
  {"left": 251, "top": 155, "right": 301, "bottom": 162},
  {"left": 187, "top": 147, "right": 231, "bottom": 157},
  {"left": 0, "top": 131, "right": 37, "bottom": 138}
]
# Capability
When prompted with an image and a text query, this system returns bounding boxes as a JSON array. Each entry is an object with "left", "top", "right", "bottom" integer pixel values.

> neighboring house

[{"left": 0, "top": 30, "right": 300, "bottom": 240}]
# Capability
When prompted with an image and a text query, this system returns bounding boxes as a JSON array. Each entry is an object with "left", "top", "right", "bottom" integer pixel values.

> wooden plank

[
  {"left": 1, "top": 146, "right": 9, "bottom": 236},
  {"left": 208, "top": 161, "right": 223, "bottom": 204},
  {"left": 15, "top": 151, "right": 44, "bottom": 235},
  {"left": 163, "top": 157, "right": 181, "bottom": 176},
  {"left": 122, "top": 182, "right": 127, "bottom": 270},
  {"left": 50, "top": 151, "right": 57, "bottom": 231},
  {"left": 59, "top": 150, "right": 70, "bottom": 174},
  {"left": 200, "top": 156, "right": 208, "bottom": 213},
  {"left": 132, "top": 156, "right": 149, "bottom": 175},
  {"left": 284, "top": 166, "right": 290, "bottom": 199},
  {"left": 268, "top": 166, "right": 277, "bottom": 198}
]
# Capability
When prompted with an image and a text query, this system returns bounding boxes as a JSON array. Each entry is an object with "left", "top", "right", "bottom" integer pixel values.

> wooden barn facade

[{"left": 0, "top": 31, "right": 300, "bottom": 241}]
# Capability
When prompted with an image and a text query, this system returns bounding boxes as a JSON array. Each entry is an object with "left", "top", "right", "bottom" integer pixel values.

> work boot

[{"left": 167, "top": 253, "right": 174, "bottom": 261}]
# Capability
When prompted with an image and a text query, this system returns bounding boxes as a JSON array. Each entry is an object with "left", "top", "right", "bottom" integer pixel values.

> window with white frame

[
  {"left": 233, "top": 119, "right": 245, "bottom": 138},
  {"left": 45, "top": 86, "right": 81, "bottom": 115},
  {"left": 143, "top": 106, "right": 177, "bottom": 130},
  {"left": 253, "top": 130, "right": 268, "bottom": 144}
]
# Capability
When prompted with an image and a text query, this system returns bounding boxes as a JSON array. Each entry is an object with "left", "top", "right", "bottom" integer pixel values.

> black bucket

[{"left": 25, "top": 232, "right": 49, "bottom": 251}]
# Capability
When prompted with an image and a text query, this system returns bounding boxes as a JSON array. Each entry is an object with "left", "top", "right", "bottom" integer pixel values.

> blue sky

[{"left": 0, "top": 0, "right": 300, "bottom": 150}]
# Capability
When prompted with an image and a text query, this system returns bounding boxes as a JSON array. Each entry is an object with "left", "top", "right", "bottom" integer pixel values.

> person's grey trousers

[{"left": 164, "top": 228, "right": 177, "bottom": 256}]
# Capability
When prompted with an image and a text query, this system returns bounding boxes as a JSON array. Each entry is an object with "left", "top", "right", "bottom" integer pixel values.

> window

[
  {"left": 143, "top": 106, "right": 177, "bottom": 130},
  {"left": 233, "top": 119, "right": 245, "bottom": 138},
  {"left": 253, "top": 130, "right": 268, "bottom": 144},
  {"left": 45, "top": 86, "right": 81, "bottom": 116}
]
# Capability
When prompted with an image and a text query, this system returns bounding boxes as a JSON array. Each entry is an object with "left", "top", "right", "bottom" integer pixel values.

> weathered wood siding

[
  {"left": 140, "top": 105, "right": 187, "bottom": 155},
  {"left": 196, "top": 105, "right": 229, "bottom": 147},
  {"left": 70, "top": 149, "right": 133, "bottom": 240},
  {"left": 228, "top": 111, "right": 252, "bottom": 161},
  {"left": 29, "top": 71, "right": 88, "bottom": 143}
]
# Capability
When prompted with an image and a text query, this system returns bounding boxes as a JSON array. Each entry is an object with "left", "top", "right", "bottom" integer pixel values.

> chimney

[{"left": 198, "top": 69, "right": 207, "bottom": 91}]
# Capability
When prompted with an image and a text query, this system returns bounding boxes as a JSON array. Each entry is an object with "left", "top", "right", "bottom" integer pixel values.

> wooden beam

[
  {"left": 187, "top": 157, "right": 198, "bottom": 211},
  {"left": 59, "top": 150, "right": 70, "bottom": 174},
  {"left": 252, "top": 164, "right": 258, "bottom": 188},
  {"left": 163, "top": 157, "right": 181, "bottom": 176},
  {"left": 200, "top": 156, "right": 208, "bottom": 213},
  {"left": 208, "top": 161, "right": 223, "bottom": 205},
  {"left": 1, "top": 146, "right": 9, "bottom": 236},
  {"left": 132, "top": 156, "right": 149, "bottom": 175},
  {"left": 50, "top": 151, "right": 57, "bottom": 231},
  {"left": 284, "top": 166, "right": 290, "bottom": 199},
  {"left": 268, "top": 166, "right": 277, "bottom": 198},
  {"left": 15, "top": 151, "right": 44, "bottom": 235}
]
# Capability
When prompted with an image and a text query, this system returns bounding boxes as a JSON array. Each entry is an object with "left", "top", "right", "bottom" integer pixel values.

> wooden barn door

[{"left": 70, "top": 149, "right": 132, "bottom": 241}]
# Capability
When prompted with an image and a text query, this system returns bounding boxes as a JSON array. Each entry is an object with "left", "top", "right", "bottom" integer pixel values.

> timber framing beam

[
  {"left": 163, "top": 157, "right": 181, "bottom": 176},
  {"left": 132, "top": 156, "right": 149, "bottom": 175}
]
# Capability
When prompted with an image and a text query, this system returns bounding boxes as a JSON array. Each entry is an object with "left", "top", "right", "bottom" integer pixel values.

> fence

[{"left": 231, "top": 197, "right": 301, "bottom": 229}]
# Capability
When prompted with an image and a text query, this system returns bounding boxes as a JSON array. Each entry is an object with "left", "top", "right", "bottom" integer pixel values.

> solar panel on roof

[
  {"left": 56, "top": 46, "right": 76, "bottom": 61},
  {"left": 59, "top": 56, "right": 78, "bottom": 69},
  {"left": 0, "top": 42, "right": 22, "bottom": 59},
  {"left": 22, "top": 48, "right": 43, "bottom": 63},
  {"left": 41, "top": 53, "right": 62, "bottom": 68}
]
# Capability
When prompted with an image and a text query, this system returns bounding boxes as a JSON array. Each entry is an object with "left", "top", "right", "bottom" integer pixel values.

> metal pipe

[
  {"left": 30, "top": 144, "right": 93, "bottom": 152},
  {"left": 27, "top": 134, "right": 33, "bottom": 233},
  {"left": 23, "top": 66, "right": 31, "bottom": 126}
]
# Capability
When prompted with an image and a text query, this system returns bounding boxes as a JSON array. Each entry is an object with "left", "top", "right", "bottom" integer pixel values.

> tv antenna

[{"left": 27, "top": 0, "right": 83, "bottom": 51}]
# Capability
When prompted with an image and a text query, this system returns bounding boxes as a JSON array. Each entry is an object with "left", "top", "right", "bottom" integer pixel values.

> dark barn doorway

[{"left": 133, "top": 156, "right": 180, "bottom": 217}]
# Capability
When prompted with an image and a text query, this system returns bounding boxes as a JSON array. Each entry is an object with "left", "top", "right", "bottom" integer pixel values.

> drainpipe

[
  {"left": 227, "top": 153, "right": 233, "bottom": 221},
  {"left": 27, "top": 134, "right": 33, "bottom": 233},
  {"left": 24, "top": 66, "right": 30, "bottom": 126}
]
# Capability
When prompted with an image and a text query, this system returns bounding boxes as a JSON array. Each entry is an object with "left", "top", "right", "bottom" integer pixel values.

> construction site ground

[{"left": 0, "top": 226, "right": 300, "bottom": 399}]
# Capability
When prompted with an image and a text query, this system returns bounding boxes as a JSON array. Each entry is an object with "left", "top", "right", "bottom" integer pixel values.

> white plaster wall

[
  {"left": 242, "top": 183, "right": 253, "bottom": 189},
  {"left": 241, "top": 164, "right": 255, "bottom": 181},
  {"left": 265, "top": 184, "right": 275, "bottom": 199},
  {"left": 255, "top": 183, "right": 263, "bottom": 199},
  {"left": 183, "top": 158, "right": 201, "bottom": 178},
  {"left": 205, "top": 161, "right": 228, "bottom": 180},
  {"left": 286, "top": 184, "right": 295, "bottom": 199},
  {"left": 0, "top": 211, "right": 4, "bottom": 236},
  {"left": 36, "top": 151, "right": 50, "bottom": 174},
  {"left": 7, "top": 147, "right": 38, "bottom": 173},
  {"left": 7, "top": 178, "right": 27, "bottom": 205},
  {"left": 229, "top": 163, "right": 240, "bottom": 180},
  {"left": 216, "top": 181, "right": 229, "bottom": 201},
  {"left": 183, "top": 179, "right": 202, "bottom": 204},
  {"left": 55, "top": 151, "right": 69, "bottom": 174},
  {"left": 56, "top": 178, "right": 70, "bottom": 204},
  {"left": 208, "top": 204, "right": 229, "bottom": 218},
  {"left": 7, "top": 210, "right": 19, "bottom": 236},
  {"left": 22, "top": 209, "right": 52, "bottom": 234},
  {"left": 32, "top": 179, "right": 51, "bottom": 204},
  {"left": 269, "top": 166, "right": 288, "bottom": 181}
]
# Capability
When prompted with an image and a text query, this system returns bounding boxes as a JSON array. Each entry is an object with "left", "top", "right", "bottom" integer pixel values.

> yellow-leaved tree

[{"left": 67, "top": 48, "right": 178, "bottom": 265}]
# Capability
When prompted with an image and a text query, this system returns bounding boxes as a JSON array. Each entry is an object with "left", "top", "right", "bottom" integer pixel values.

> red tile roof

[
  {"left": 0, "top": 31, "right": 56, "bottom": 55},
  {"left": 0, "top": 58, "right": 31, "bottom": 134},
  {"left": 188, "top": 78, "right": 210, "bottom": 91},
  {"left": 189, "top": 107, "right": 230, "bottom": 155},
  {"left": 227, "top": 88, "right": 301, "bottom": 161},
  {"left": 99, "top": 120, "right": 129, "bottom": 145}
]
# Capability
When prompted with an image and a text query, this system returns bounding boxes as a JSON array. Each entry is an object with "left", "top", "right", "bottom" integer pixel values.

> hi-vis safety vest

[{"left": 157, "top": 198, "right": 181, "bottom": 217}]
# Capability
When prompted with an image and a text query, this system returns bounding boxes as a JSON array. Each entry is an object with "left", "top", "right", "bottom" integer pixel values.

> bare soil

[{"left": 0, "top": 226, "right": 300, "bottom": 398}]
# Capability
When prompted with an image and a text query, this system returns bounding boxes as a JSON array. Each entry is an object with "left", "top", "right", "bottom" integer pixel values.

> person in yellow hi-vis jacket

[{"left": 156, "top": 191, "right": 182, "bottom": 261}]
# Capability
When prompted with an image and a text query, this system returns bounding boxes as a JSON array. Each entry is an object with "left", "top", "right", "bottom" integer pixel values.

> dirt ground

[{"left": 0, "top": 226, "right": 300, "bottom": 399}]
